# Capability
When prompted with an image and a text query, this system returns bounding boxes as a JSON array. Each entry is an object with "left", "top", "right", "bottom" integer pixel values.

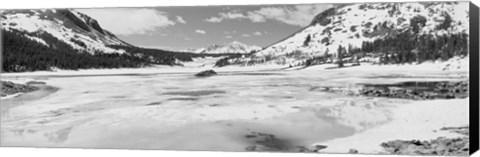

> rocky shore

[
  {"left": 359, "top": 81, "right": 469, "bottom": 100},
  {"left": 1, "top": 81, "right": 39, "bottom": 97},
  {"left": 380, "top": 126, "right": 469, "bottom": 156},
  {"left": 244, "top": 132, "right": 327, "bottom": 152},
  {"left": 310, "top": 80, "right": 469, "bottom": 100}
]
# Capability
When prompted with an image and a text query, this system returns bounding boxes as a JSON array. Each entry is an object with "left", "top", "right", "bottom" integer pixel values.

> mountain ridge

[
  {"left": 1, "top": 9, "right": 130, "bottom": 54},
  {"left": 216, "top": 2, "right": 470, "bottom": 67},
  {"left": 1, "top": 9, "right": 198, "bottom": 72},
  {"left": 195, "top": 41, "right": 262, "bottom": 54}
]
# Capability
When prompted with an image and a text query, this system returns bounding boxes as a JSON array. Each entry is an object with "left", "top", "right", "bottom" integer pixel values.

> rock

[
  {"left": 349, "top": 149, "right": 359, "bottom": 154},
  {"left": 26, "top": 81, "right": 46, "bottom": 85},
  {"left": 1, "top": 81, "right": 39, "bottom": 97},
  {"left": 245, "top": 145, "right": 257, "bottom": 151},
  {"left": 195, "top": 69, "right": 217, "bottom": 77},
  {"left": 310, "top": 145, "right": 328, "bottom": 151},
  {"left": 381, "top": 136, "right": 469, "bottom": 155},
  {"left": 440, "top": 126, "right": 469, "bottom": 136},
  {"left": 244, "top": 132, "right": 324, "bottom": 152},
  {"left": 360, "top": 81, "right": 469, "bottom": 100}
]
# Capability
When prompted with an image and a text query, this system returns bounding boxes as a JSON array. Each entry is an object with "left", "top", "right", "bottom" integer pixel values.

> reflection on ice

[
  {"left": 164, "top": 90, "right": 226, "bottom": 96},
  {"left": 0, "top": 66, "right": 469, "bottom": 152}
]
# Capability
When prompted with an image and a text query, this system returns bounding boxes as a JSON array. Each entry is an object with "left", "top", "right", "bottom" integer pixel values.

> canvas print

[{"left": 0, "top": 1, "right": 477, "bottom": 155}]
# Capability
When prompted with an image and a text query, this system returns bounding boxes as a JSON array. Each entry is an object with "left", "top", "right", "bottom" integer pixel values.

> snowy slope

[
  {"left": 243, "top": 2, "right": 469, "bottom": 66},
  {"left": 197, "top": 41, "right": 262, "bottom": 54},
  {"left": 1, "top": 9, "right": 129, "bottom": 54}
]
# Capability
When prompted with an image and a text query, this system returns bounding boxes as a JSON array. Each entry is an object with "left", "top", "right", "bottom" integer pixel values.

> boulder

[
  {"left": 195, "top": 70, "right": 217, "bottom": 77},
  {"left": 349, "top": 149, "right": 359, "bottom": 154},
  {"left": 1, "top": 81, "right": 39, "bottom": 97}
]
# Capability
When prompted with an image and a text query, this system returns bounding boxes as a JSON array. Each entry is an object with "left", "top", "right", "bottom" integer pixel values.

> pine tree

[
  {"left": 337, "top": 45, "right": 344, "bottom": 68},
  {"left": 303, "top": 34, "right": 311, "bottom": 47}
]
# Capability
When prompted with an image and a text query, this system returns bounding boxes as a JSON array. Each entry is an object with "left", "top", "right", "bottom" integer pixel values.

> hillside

[
  {"left": 216, "top": 2, "right": 470, "bottom": 67},
  {"left": 196, "top": 41, "right": 261, "bottom": 54},
  {"left": 1, "top": 9, "right": 194, "bottom": 72}
]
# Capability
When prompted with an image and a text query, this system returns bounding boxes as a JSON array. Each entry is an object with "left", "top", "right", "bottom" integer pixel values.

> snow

[
  {"left": 174, "top": 42, "right": 260, "bottom": 54},
  {"left": 0, "top": 2, "right": 471, "bottom": 152},
  {"left": 24, "top": 34, "right": 49, "bottom": 46},
  {"left": 197, "top": 41, "right": 261, "bottom": 54},
  {"left": 1, "top": 56, "right": 468, "bottom": 78},
  {"left": 181, "top": 57, "right": 224, "bottom": 68},
  {"left": 0, "top": 61, "right": 469, "bottom": 152},
  {"left": 1, "top": 93, "right": 22, "bottom": 100},
  {"left": 316, "top": 98, "right": 469, "bottom": 153},
  {"left": 2, "top": 9, "right": 127, "bottom": 54},
  {"left": 0, "top": 64, "right": 282, "bottom": 77},
  {"left": 304, "top": 56, "right": 469, "bottom": 73},
  {"left": 251, "top": 2, "right": 469, "bottom": 66}
]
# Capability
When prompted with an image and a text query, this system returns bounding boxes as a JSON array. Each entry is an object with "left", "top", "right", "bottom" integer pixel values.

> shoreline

[
  {"left": 1, "top": 84, "right": 59, "bottom": 117},
  {"left": 313, "top": 98, "right": 469, "bottom": 154},
  {"left": 0, "top": 56, "right": 468, "bottom": 77}
]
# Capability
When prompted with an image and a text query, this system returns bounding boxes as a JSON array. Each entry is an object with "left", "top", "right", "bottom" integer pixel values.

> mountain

[
  {"left": 196, "top": 41, "right": 262, "bottom": 54},
  {"left": 1, "top": 9, "right": 194, "bottom": 72},
  {"left": 217, "top": 2, "right": 469, "bottom": 67},
  {"left": 1, "top": 9, "right": 129, "bottom": 54},
  {"left": 169, "top": 48, "right": 206, "bottom": 54}
]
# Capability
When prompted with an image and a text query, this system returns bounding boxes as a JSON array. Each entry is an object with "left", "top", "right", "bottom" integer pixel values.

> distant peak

[{"left": 230, "top": 41, "right": 243, "bottom": 44}]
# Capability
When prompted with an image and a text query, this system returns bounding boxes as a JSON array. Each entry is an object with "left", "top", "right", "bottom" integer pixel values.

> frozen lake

[{"left": 0, "top": 63, "right": 470, "bottom": 153}]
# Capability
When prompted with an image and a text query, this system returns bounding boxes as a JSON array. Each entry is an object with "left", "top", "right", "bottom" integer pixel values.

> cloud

[
  {"left": 205, "top": 12, "right": 245, "bottom": 23},
  {"left": 78, "top": 8, "right": 178, "bottom": 36},
  {"left": 195, "top": 29, "right": 206, "bottom": 34},
  {"left": 203, "top": 4, "right": 333, "bottom": 26},
  {"left": 176, "top": 16, "right": 187, "bottom": 24},
  {"left": 241, "top": 34, "right": 251, "bottom": 37},
  {"left": 246, "top": 12, "right": 266, "bottom": 22},
  {"left": 205, "top": 17, "right": 222, "bottom": 23},
  {"left": 219, "top": 12, "right": 245, "bottom": 19},
  {"left": 223, "top": 30, "right": 237, "bottom": 34},
  {"left": 253, "top": 31, "right": 263, "bottom": 36},
  {"left": 253, "top": 4, "right": 334, "bottom": 26},
  {"left": 225, "top": 36, "right": 233, "bottom": 39}
]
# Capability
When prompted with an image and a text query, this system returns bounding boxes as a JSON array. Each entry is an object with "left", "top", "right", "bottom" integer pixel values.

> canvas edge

[
  {"left": 0, "top": 1, "right": 478, "bottom": 155},
  {"left": 469, "top": 1, "right": 480, "bottom": 155}
]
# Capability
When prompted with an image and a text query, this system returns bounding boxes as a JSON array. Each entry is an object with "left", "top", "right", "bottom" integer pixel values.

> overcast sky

[{"left": 77, "top": 4, "right": 333, "bottom": 50}]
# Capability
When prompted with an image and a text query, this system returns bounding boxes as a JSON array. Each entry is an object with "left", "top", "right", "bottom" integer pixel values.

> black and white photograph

[{"left": 0, "top": 0, "right": 477, "bottom": 156}]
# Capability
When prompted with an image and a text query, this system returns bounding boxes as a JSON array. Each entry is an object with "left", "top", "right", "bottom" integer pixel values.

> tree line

[
  {"left": 356, "top": 31, "right": 468, "bottom": 65},
  {"left": 303, "top": 31, "right": 468, "bottom": 68},
  {"left": 2, "top": 30, "right": 156, "bottom": 72},
  {"left": 1, "top": 30, "right": 242, "bottom": 72}
]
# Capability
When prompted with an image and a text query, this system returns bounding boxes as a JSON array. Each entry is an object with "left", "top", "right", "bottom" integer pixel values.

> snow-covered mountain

[
  {"left": 196, "top": 41, "right": 262, "bottom": 54},
  {"left": 1, "top": 9, "right": 197, "bottom": 72},
  {"left": 171, "top": 48, "right": 206, "bottom": 53},
  {"left": 1, "top": 9, "right": 129, "bottom": 54},
  {"left": 223, "top": 2, "right": 469, "bottom": 67}
]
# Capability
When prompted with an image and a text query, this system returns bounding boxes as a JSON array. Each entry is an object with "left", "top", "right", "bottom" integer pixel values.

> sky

[{"left": 77, "top": 4, "right": 334, "bottom": 51}]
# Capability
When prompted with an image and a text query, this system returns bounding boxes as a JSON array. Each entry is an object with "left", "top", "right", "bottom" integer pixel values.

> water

[
  {"left": 41, "top": 111, "right": 354, "bottom": 151},
  {"left": 360, "top": 81, "right": 447, "bottom": 93},
  {"left": 2, "top": 70, "right": 460, "bottom": 151},
  {"left": 164, "top": 90, "right": 226, "bottom": 96}
]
